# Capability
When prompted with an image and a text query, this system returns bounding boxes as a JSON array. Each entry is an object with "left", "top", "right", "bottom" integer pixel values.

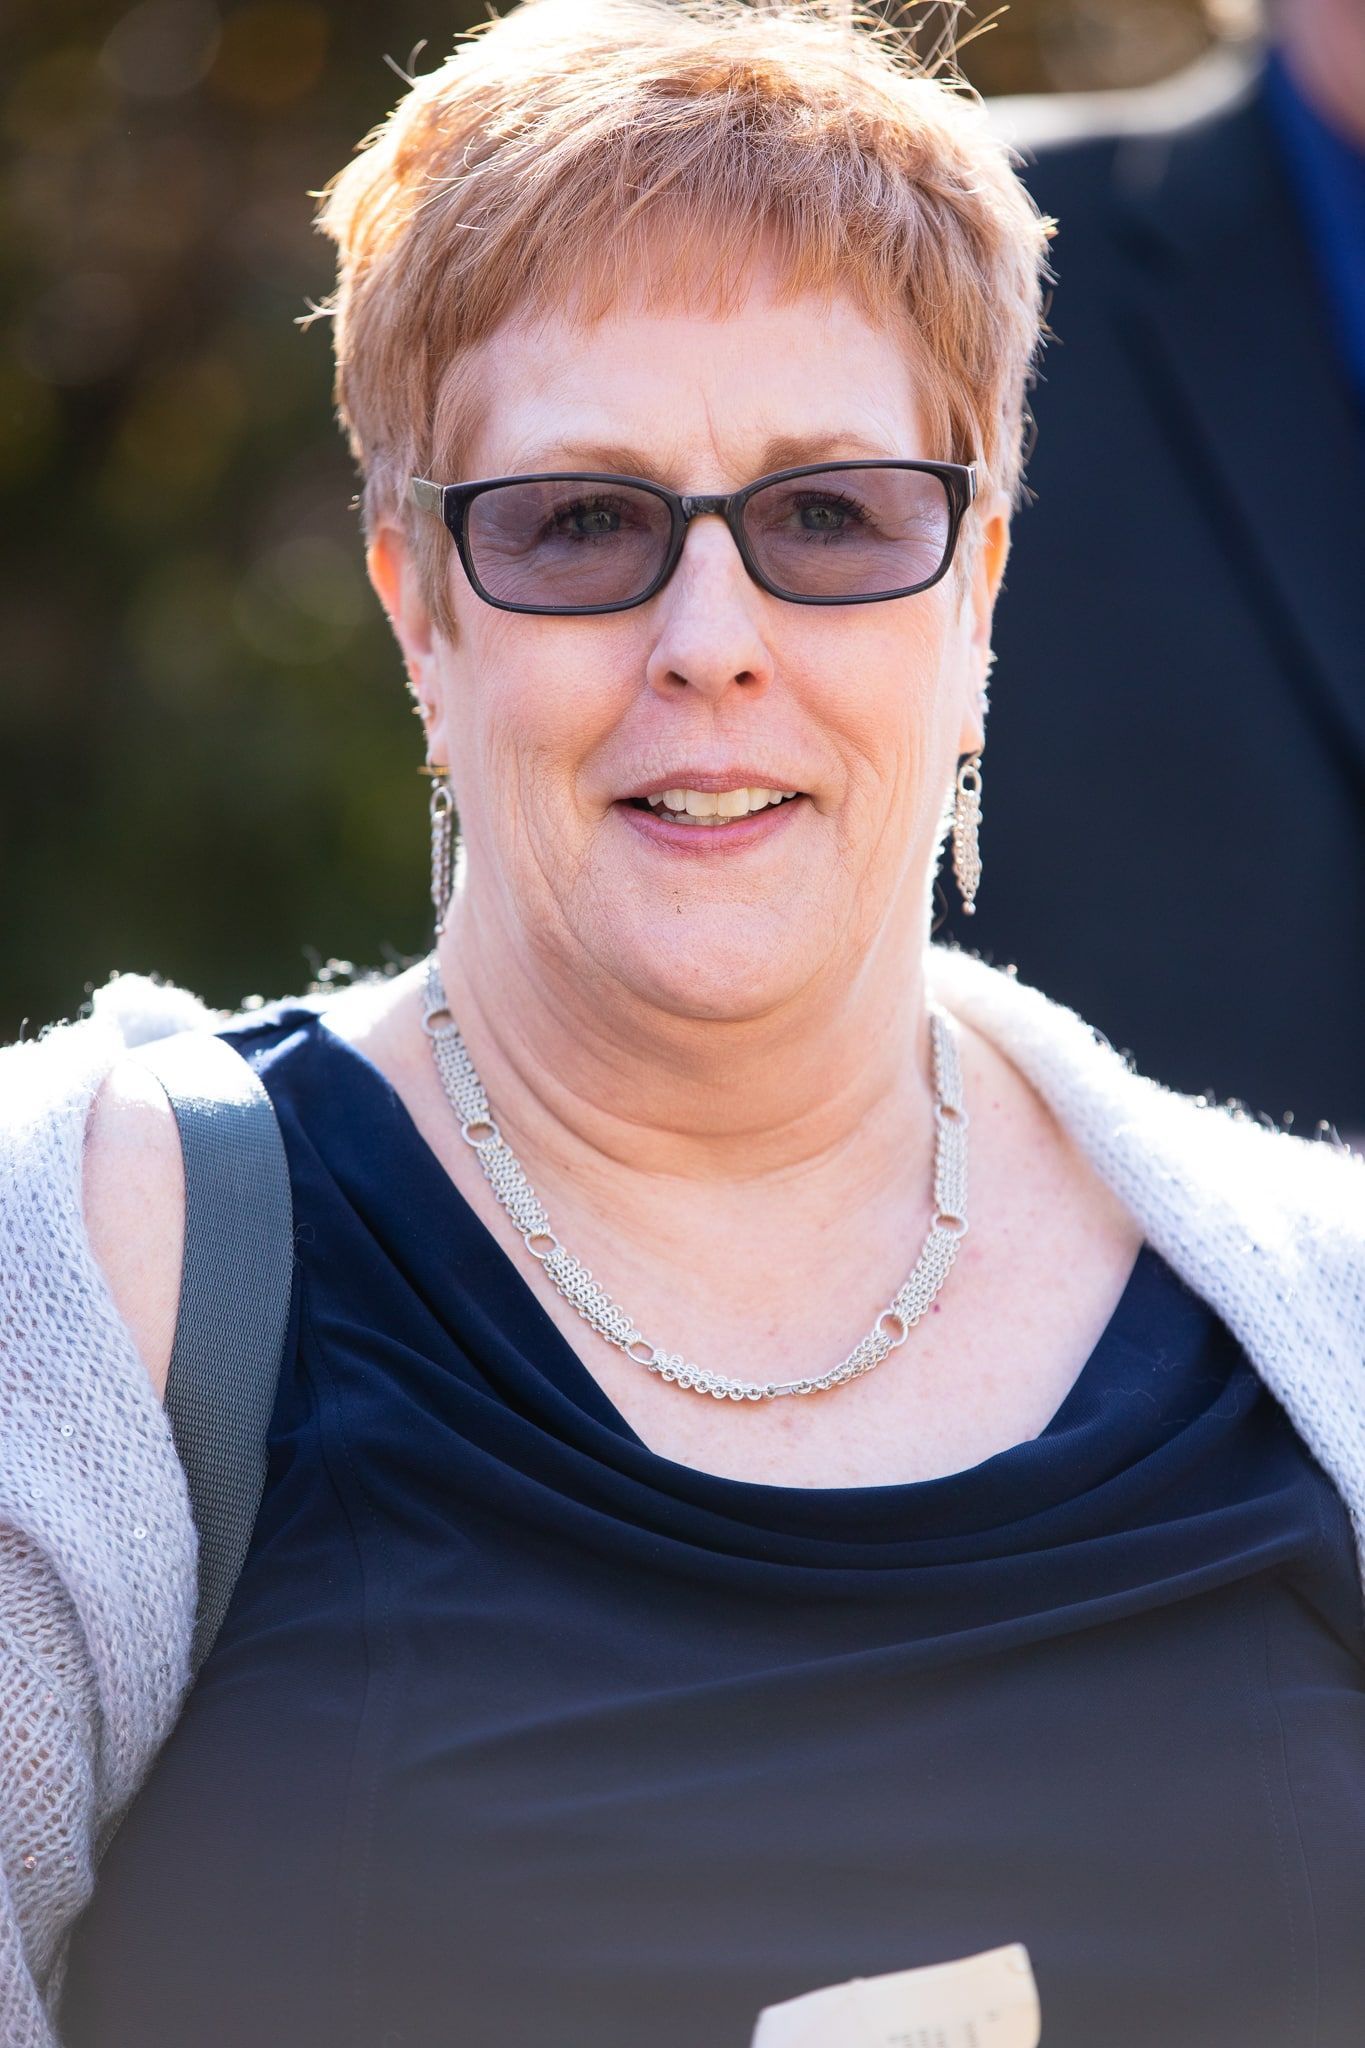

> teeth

[{"left": 644, "top": 786, "right": 797, "bottom": 824}]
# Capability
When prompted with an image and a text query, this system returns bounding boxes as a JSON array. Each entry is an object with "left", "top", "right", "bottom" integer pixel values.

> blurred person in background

[
  {"left": 938, "top": 0, "right": 1365, "bottom": 1144},
  {"left": 1, "top": 4, "right": 1362, "bottom": 2047}
]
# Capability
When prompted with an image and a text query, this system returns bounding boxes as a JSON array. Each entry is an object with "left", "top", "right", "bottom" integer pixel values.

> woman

[{"left": 2, "top": 1, "right": 1362, "bottom": 2043}]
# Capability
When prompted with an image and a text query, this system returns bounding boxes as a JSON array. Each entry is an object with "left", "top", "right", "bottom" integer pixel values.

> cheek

[
  {"left": 455, "top": 624, "right": 631, "bottom": 835},
  {"left": 814, "top": 605, "right": 953, "bottom": 799}
]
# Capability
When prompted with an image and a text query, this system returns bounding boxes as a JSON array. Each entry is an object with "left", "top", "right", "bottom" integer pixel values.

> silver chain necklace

[{"left": 421, "top": 952, "right": 969, "bottom": 1402}]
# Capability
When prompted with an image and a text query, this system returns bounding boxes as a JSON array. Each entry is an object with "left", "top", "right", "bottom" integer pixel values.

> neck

[{"left": 434, "top": 889, "right": 939, "bottom": 1202}]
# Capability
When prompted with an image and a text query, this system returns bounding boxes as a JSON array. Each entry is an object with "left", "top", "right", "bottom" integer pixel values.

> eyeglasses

[{"left": 409, "top": 459, "right": 976, "bottom": 615}]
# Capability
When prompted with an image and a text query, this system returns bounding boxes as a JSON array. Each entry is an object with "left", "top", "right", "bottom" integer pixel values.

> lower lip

[{"left": 616, "top": 797, "right": 807, "bottom": 854}]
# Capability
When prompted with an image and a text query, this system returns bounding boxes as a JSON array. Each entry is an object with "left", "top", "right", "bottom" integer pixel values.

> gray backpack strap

[{"left": 131, "top": 1029, "right": 294, "bottom": 1681}]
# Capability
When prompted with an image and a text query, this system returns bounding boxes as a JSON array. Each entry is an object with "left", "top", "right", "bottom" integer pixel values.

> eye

[
  {"left": 546, "top": 495, "right": 630, "bottom": 541},
  {"left": 795, "top": 494, "right": 864, "bottom": 534},
  {"left": 761, "top": 486, "right": 876, "bottom": 541}
]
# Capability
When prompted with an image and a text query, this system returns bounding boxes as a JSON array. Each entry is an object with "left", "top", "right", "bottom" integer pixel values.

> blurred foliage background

[{"left": 2, "top": 0, "right": 1249, "bottom": 1036}]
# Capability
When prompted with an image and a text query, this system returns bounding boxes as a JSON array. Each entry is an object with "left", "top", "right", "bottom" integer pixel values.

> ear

[
  {"left": 366, "top": 522, "right": 451, "bottom": 765},
  {"left": 957, "top": 492, "right": 1011, "bottom": 757}
]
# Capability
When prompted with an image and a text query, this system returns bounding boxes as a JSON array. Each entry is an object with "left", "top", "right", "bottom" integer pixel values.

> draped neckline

[{"left": 277, "top": 1002, "right": 1241, "bottom": 1557}]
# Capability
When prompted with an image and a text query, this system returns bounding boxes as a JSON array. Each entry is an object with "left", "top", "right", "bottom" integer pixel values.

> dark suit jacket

[{"left": 937, "top": 55, "right": 1365, "bottom": 1131}]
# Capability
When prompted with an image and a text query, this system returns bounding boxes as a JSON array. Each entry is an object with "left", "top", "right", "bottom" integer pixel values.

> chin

[{"left": 594, "top": 909, "right": 821, "bottom": 1025}]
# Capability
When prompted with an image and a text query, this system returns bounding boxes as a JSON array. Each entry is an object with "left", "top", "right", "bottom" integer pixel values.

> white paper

[{"left": 750, "top": 1942, "right": 1040, "bottom": 2048}]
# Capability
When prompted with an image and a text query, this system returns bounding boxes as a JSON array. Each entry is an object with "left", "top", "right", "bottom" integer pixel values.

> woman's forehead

[{"left": 459, "top": 289, "right": 929, "bottom": 479}]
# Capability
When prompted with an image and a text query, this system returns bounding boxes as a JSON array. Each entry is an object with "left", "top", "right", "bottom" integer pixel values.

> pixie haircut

[{"left": 314, "top": 0, "right": 1053, "bottom": 641}]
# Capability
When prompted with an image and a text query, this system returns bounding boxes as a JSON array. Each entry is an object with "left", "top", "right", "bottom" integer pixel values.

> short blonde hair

[{"left": 314, "top": 0, "right": 1053, "bottom": 639}]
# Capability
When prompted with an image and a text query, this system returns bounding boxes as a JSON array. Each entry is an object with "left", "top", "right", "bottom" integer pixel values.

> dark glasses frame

[{"left": 409, "top": 458, "right": 978, "bottom": 616}]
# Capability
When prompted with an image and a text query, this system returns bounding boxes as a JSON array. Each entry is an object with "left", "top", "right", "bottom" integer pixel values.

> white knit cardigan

[{"left": 1, "top": 948, "right": 1362, "bottom": 2047}]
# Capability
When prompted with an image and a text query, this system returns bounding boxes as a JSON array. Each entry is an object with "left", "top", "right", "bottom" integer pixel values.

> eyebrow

[{"left": 501, "top": 431, "right": 899, "bottom": 481}]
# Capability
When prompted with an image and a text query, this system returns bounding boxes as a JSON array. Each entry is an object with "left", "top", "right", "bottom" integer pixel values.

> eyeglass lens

[{"left": 463, "top": 466, "right": 954, "bottom": 608}]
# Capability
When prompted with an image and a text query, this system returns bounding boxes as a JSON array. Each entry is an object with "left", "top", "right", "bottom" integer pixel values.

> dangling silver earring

[
  {"left": 952, "top": 752, "right": 983, "bottom": 916},
  {"left": 424, "top": 764, "right": 456, "bottom": 938}
]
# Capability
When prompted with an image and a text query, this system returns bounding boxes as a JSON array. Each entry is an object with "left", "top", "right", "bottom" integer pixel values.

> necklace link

[{"left": 422, "top": 956, "right": 967, "bottom": 1402}]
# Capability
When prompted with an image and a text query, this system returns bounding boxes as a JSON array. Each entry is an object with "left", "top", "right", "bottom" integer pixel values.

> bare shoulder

[{"left": 83, "top": 1055, "right": 185, "bottom": 1403}]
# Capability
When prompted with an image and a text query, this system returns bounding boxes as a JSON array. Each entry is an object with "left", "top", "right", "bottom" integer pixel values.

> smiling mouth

[{"left": 626, "top": 787, "right": 804, "bottom": 827}]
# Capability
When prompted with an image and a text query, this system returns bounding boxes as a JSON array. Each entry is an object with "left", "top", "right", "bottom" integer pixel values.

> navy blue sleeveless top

[{"left": 61, "top": 1001, "right": 1365, "bottom": 2048}]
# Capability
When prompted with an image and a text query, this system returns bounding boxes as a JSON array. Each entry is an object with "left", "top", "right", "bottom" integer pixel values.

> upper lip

[{"left": 617, "top": 770, "right": 804, "bottom": 799}]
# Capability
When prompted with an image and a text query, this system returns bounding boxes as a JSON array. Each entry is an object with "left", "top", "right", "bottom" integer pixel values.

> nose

[{"left": 643, "top": 511, "right": 775, "bottom": 704}]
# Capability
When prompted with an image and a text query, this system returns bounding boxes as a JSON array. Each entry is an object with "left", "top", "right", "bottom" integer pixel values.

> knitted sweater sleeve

[{"left": 0, "top": 985, "right": 202, "bottom": 2047}]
